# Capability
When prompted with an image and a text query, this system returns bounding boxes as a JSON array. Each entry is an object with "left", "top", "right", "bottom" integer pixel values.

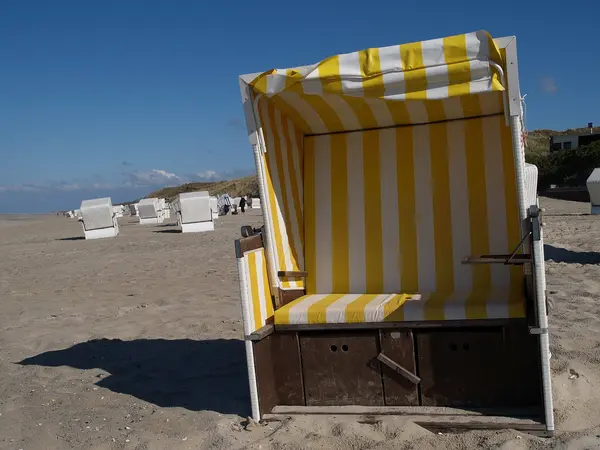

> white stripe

[
  {"left": 486, "top": 291, "right": 510, "bottom": 319},
  {"left": 365, "top": 98, "right": 393, "bottom": 128},
  {"left": 483, "top": 116, "right": 510, "bottom": 297},
  {"left": 402, "top": 293, "right": 427, "bottom": 321},
  {"left": 442, "top": 97, "right": 463, "bottom": 121},
  {"left": 447, "top": 120, "right": 472, "bottom": 293},
  {"left": 243, "top": 258, "right": 256, "bottom": 331},
  {"left": 380, "top": 128, "right": 400, "bottom": 293},
  {"left": 278, "top": 92, "right": 327, "bottom": 134},
  {"left": 262, "top": 106, "right": 296, "bottom": 288},
  {"left": 265, "top": 71, "right": 288, "bottom": 96},
  {"left": 256, "top": 252, "right": 268, "bottom": 327},
  {"left": 287, "top": 118, "right": 304, "bottom": 210},
  {"left": 470, "top": 31, "right": 490, "bottom": 59},
  {"left": 422, "top": 38, "right": 449, "bottom": 100},
  {"left": 322, "top": 94, "right": 361, "bottom": 131},
  {"left": 338, "top": 52, "right": 363, "bottom": 95},
  {"left": 346, "top": 132, "right": 367, "bottom": 292},
  {"left": 406, "top": 101, "right": 428, "bottom": 124},
  {"left": 314, "top": 135, "right": 333, "bottom": 293},
  {"left": 413, "top": 124, "right": 436, "bottom": 292},
  {"left": 363, "top": 294, "right": 396, "bottom": 322},
  {"left": 288, "top": 294, "right": 328, "bottom": 325},
  {"left": 379, "top": 45, "right": 402, "bottom": 72},
  {"left": 326, "top": 294, "right": 362, "bottom": 323},
  {"left": 443, "top": 291, "right": 467, "bottom": 320},
  {"left": 275, "top": 110, "right": 303, "bottom": 271}
]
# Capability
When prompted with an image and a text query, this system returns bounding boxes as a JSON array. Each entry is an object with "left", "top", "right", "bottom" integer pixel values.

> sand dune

[{"left": 1, "top": 200, "right": 600, "bottom": 449}]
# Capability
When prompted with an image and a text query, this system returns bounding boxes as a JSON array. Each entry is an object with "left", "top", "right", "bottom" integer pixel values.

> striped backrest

[
  {"left": 239, "top": 248, "right": 275, "bottom": 333},
  {"left": 246, "top": 30, "right": 522, "bottom": 299},
  {"left": 304, "top": 114, "right": 523, "bottom": 297}
]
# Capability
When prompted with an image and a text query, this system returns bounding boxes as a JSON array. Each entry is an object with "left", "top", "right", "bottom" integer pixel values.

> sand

[{"left": 1, "top": 199, "right": 600, "bottom": 449}]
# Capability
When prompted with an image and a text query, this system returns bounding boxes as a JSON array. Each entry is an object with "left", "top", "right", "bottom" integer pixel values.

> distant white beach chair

[
  {"left": 137, "top": 198, "right": 162, "bottom": 224},
  {"left": 209, "top": 196, "right": 218, "bottom": 220},
  {"left": 79, "top": 197, "right": 119, "bottom": 239},
  {"left": 112, "top": 205, "right": 124, "bottom": 218},
  {"left": 128, "top": 204, "right": 138, "bottom": 216},
  {"left": 163, "top": 201, "right": 172, "bottom": 219},
  {"left": 173, "top": 191, "right": 214, "bottom": 233},
  {"left": 217, "top": 194, "right": 233, "bottom": 215},
  {"left": 586, "top": 168, "right": 600, "bottom": 214}
]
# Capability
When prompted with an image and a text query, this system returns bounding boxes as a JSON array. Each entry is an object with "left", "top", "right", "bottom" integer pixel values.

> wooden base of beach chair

[
  {"left": 262, "top": 406, "right": 551, "bottom": 437},
  {"left": 250, "top": 322, "right": 544, "bottom": 431}
]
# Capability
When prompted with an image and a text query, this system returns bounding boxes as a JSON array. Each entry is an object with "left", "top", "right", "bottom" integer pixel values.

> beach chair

[
  {"left": 210, "top": 196, "right": 219, "bottom": 220},
  {"left": 235, "top": 31, "right": 553, "bottom": 435},
  {"left": 137, "top": 198, "right": 161, "bottom": 224},
  {"left": 79, "top": 197, "right": 119, "bottom": 239},
  {"left": 128, "top": 204, "right": 138, "bottom": 216},
  {"left": 586, "top": 168, "right": 600, "bottom": 214},
  {"left": 173, "top": 191, "right": 214, "bottom": 233}
]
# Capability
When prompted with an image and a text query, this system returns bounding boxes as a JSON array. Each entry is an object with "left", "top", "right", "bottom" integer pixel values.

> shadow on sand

[
  {"left": 153, "top": 229, "right": 181, "bottom": 234},
  {"left": 56, "top": 236, "right": 85, "bottom": 241},
  {"left": 19, "top": 338, "right": 250, "bottom": 416},
  {"left": 544, "top": 244, "right": 600, "bottom": 265}
]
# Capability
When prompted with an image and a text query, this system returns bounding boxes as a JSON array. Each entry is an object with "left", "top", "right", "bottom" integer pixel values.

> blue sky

[{"left": 1, "top": 0, "right": 598, "bottom": 213}]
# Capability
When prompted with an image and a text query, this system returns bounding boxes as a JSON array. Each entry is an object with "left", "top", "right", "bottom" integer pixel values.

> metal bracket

[
  {"left": 529, "top": 327, "right": 548, "bottom": 335},
  {"left": 528, "top": 205, "right": 541, "bottom": 242}
]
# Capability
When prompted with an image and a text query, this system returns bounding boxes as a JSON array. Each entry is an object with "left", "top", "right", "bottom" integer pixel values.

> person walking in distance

[{"left": 239, "top": 196, "right": 246, "bottom": 214}]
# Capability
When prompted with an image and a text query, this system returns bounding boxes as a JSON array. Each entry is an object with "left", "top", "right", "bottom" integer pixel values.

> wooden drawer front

[
  {"left": 379, "top": 330, "right": 419, "bottom": 406},
  {"left": 417, "top": 328, "right": 541, "bottom": 408},
  {"left": 300, "top": 331, "right": 383, "bottom": 406}
]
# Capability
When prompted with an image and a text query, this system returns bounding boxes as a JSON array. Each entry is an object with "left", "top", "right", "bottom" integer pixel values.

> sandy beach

[{"left": 1, "top": 199, "right": 600, "bottom": 449}]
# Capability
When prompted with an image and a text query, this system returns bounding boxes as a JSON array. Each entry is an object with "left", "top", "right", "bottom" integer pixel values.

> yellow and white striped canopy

[{"left": 250, "top": 30, "right": 506, "bottom": 134}]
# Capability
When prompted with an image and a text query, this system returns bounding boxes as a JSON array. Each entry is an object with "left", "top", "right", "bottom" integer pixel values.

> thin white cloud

[
  {"left": 126, "top": 169, "right": 184, "bottom": 187},
  {"left": 541, "top": 76, "right": 558, "bottom": 94},
  {"left": 196, "top": 170, "right": 220, "bottom": 181}
]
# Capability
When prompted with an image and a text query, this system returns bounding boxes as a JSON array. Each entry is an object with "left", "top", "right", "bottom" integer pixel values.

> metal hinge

[{"left": 529, "top": 327, "right": 548, "bottom": 335}]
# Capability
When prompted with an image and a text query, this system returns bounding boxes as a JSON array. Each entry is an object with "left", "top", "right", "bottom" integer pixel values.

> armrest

[
  {"left": 278, "top": 271, "right": 308, "bottom": 278},
  {"left": 235, "top": 233, "right": 264, "bottom": 258},
  {"left": 245, "top": 324, "right": 274, "bottom": 341}
]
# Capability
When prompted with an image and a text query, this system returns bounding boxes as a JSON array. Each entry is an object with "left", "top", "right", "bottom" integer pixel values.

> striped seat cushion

[{"left": 273, "top": 290, "right": 525, "bottom": 325}]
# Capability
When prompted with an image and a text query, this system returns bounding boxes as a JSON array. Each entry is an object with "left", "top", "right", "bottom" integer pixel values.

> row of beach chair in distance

[{"left": 74, "top": 192, "right": 253, "bottom": 240}]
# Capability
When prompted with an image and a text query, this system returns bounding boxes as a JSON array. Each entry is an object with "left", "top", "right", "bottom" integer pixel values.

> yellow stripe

[
  {"left": 260, "top": 250, "right": 275, "bottom": 319},
  {"left": 499, "top": 116, "right": 525, "bottom": 318},
  {"left": 304, "top": 137, "right": 317, "bottom": 294},
  {"left": 363, "top": 130, "right": 383, "bottom": 293},
  {"left": 361, "top": 47, "right": 385, "bottom": 98},
  {"left": 248, "top": 252, "right": 263, "bottom": 331},
  {"left": 396, "top": 126, "right": 418, "bottom": 292},
  {"left": 444, "top": 35, "right": 471, "bottom": 97},
  {"left": 400, "top": 41, "right": 427, "bottom": 100},
  {"left": 429, "top": 122, "right": 454, "bottom": 316},
  {"left": 386, "top": 100, "right": 412, "bottom": 126},
  {"left": 306, "top": 294, "right": 345, "bottom": 324},
  {"left": 330, "top": 134, "right": 349, "bottom": 292},
  {"left": 280, "top": 111, "right": 305, "bottom": 267},
  {"left": 464, "top": 117, "right": 491, "bottom": 319},
  {"left": 345, "top": 294, "right": 376, "bottom": 323},
  {"left": 383, "top": 294, "right": 406, "bottom": 321},
  {"left": 424, "top": 100, "right": 447, "bottom": 124}
]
